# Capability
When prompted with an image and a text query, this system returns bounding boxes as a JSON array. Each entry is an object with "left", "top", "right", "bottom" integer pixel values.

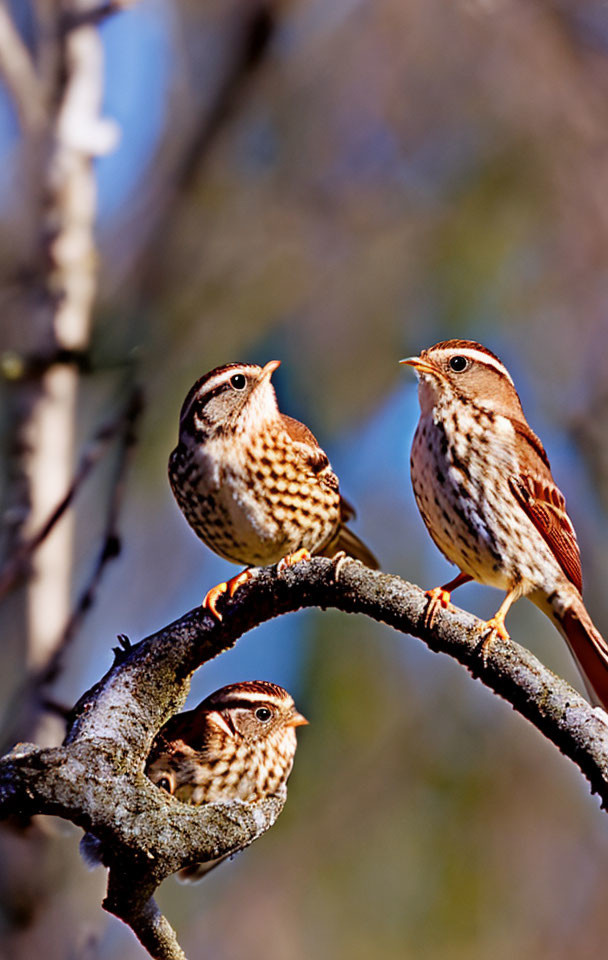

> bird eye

[
  {"left": 255, "top": 707, "right": 272, "bottom": 722},
  {"left": 230, "top": 374, "right": 247, "bottom": 390},
  {"left": 449, "top": 355, "right": 469, "bottom": 373},
  {"left": 157, "top": 776, "right": 173, "bottom": 794}
]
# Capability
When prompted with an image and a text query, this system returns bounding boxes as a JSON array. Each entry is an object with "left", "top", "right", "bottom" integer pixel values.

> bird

[
  {"left": 169, "top": 360, "right": 378, "bottom": 618},
  {"left": 146, "top": 680, "right": 308, "bottom": 882},
  {"left": 401, "top": 338, "right": 608, "bottom": 709}
]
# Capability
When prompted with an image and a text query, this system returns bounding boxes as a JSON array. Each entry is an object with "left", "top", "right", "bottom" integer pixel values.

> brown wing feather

[
  {"left": 280, "top": 414, "right": 324, "bottom": 459},
  {"left": 280, "top": 414, "right": 336, "bottom": 478},
  {"left": 511, "top": 419, "right": 550, "bottom": 469},
  {"left": 509, "top": 474, "right": 583, "bottom": 592},
  {"left": 280, "top": 416, "right": 377, "bottom": 567}
]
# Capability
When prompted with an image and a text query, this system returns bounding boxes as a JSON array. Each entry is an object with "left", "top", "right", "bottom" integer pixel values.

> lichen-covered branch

[{"left": 1, "top": 557, "right": 608, "bottom": 959}]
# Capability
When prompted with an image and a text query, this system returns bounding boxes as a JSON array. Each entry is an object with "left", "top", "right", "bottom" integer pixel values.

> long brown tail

[{"left": 542, "top": 590, "right": 608, "bottom": 709}]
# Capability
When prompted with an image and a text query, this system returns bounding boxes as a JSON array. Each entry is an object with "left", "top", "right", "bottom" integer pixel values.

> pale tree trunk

[
  {"left": 0, "top": 0, "right": 121, "bottom": 718},
  {"left": 22, "top": 9, "right": 116, "bottom": 677},
  {"left": 0, "top": 4, "right": 126, "bottom": 955}
]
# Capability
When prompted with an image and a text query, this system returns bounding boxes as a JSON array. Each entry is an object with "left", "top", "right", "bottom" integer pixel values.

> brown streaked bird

[
  {"left": 401, "top": 339, "right": 608, "bottom": 709},
  {"left": 169, "top": 360, "right": 378, "bottom": 618},
  {"left": 146, "top": 680, "right": 307, "bottom": 883}
]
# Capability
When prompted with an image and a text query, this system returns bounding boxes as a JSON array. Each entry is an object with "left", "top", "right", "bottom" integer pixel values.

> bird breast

[
  {"left": 411, "top": 405, "right": 566, "bottom": 593},
  {"left": 160, "top": 728, "right": 297, "bottom": 806},
  {"left": 171, "top": 427, "right": 340, "bottom": 566}
]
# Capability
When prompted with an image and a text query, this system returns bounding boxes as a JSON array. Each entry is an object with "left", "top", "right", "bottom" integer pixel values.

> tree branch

[
  {"left": 1, "top": 557, "right": 607, "bottom": 958},
  {"left": 0, "top": 0, "right": 46, "bottom": 133},
  {"left": 0, "top": 387, "right": 142, "bottom": 602}
]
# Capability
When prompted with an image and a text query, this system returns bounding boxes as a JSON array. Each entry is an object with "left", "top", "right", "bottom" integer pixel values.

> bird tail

[
  {"left": 177, "top": 854, "right": 229, "bottom": 883},
  {"left": 323, "top": 525, "right": 379, "bottom": 570},
  {"left": 542, "top": 590, "right": 608, "bottom": 710}
]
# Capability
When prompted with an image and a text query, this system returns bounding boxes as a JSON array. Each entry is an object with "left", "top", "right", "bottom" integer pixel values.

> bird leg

[
  {"left": 277, "top": 548, "right": 311, "bottom": 574},
  {"left": 424, "top": 572, "right": 473, "bottom": 628},
  {"left": 479, "top": 586, "right": 522, "bottom": 662},
  {"left": 202, "top": 569, "right": 254, "bottom": 621}
]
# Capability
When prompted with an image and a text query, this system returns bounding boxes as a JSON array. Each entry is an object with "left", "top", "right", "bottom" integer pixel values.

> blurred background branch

[
  {"left": 0, "top": 0, "right": 45, "bottom": 133},
  {"left": 0, "top": 386, "right": 142, "bottom": 603}
]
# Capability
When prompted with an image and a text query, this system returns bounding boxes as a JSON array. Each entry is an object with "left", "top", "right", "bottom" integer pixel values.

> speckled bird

[
  {"left": 402, "top": 339, "right": 608, "bottom": 709},
  {"left": 146, "top": 680, "right": 307, "bottom": 882},
  {"left": 169, "top": 360, "right": 377, "bottom": 618}
]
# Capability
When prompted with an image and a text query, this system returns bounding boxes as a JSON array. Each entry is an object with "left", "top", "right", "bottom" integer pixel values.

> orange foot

[
  {"left": 478, "top": 615, "right": 510, "bottom": 664},
  {"left": 202, "top": 569, "right": 254, "bottom": 621},
  {"left": 423, "top": 573, "right": 473, "bottom": 629},
  {"left": 424, "top": 587, "right": 452, "bottom": 629},
  {"left": 277, "top": 548, "right": 311, "bottom": 575}
]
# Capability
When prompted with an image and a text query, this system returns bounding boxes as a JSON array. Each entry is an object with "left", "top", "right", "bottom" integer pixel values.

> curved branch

[
  {"left": 1, "top": 557, "right": 608, "bottom": 958},
  {"left": 70, "top": 555, "right": 608, "bottom": 800}
]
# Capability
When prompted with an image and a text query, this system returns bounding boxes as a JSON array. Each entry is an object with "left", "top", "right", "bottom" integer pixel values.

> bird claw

[
  {"left": 277, "top": 549, "right": 311, "bottom": 575},
  {"left": 423, "top": 587, "right": 452, "bottom": 629},
  {"left": 112, "top": 633, "right": 132, "bottom": 665},
  {"left": 202, "top": 570, "right": 254, "bottom": 621},
  {"left": 331, "top": 550, "right": 349, "bottom": 582},
  {"left": 202, "top": 582, "right": 229, "bottom": 621},
  {"left": 478, "top": 616, "right": 510, "bottom": 666}
]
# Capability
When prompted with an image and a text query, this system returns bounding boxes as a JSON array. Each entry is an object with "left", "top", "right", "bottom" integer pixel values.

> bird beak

[
  {"left": 288, "top": 710, "right": 309, "bottom": 728},
  {"left": 399, "top": 356, "right": 437, "bottom": 377},
  {"left": 259, "top": 360, "right": 281, "bottom": 383},
  {"left": 400, "top": 356, "right": 442, "bottom": 380}
]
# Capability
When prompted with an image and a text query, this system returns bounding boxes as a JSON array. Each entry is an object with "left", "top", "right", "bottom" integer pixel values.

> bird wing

[
  {"left": 280, "top": 415, "right": 377, "bottom": 566},
  {"left": 509, "top": 468, "right": 583, "bottom": 593},
  {"left": 279, "top": 414, "right": 339, "bottom": 489},
  {"left": 509, "top": 473, "right": 582, "bottom": 592},
  {"left": 508, "top": 417, "right": 582, "bottom": 592}
]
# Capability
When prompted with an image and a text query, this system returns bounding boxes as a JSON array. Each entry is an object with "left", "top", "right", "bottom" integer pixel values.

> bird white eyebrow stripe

[
  {"left": 437, "top": 348, "right": 514, "bottom": 385},
  {"left": 180, "top": 368, "right": 251, "bottom": 424},
  {"left": 211, "top": 691, "right": 284, "bottom": 706}
]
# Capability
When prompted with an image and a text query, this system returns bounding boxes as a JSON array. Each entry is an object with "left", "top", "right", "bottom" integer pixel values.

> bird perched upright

[
  {"left": 146, "top": 680, "right": 308, "bottom": 882},
  {"left": 401, "top": 339, "right": 608, "bottom": 709},
  {"left": 169, "top": 360, "right": 377, "bottom": 618}
]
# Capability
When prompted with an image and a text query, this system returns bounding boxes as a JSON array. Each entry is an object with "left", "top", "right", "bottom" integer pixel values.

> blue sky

[{"left": 0, "top": 0, "right": 172, "bottom": 219}]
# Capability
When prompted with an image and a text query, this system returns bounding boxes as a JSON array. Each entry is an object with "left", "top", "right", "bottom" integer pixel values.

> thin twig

[{"left": 0, "top": 388, "right": 143, "bottom": 602}]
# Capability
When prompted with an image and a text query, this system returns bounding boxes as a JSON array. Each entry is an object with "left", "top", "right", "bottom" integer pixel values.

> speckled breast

[
  {"left": 169, "top": 429, "right": 340, "bottom": 567},
  {"left": 411, "top": 407, "right": 563, "bottom": 593}
]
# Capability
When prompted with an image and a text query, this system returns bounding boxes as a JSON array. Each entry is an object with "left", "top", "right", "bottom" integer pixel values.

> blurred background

[{"left": 1, "top": 0, "right": 608, "bottom": 957}]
